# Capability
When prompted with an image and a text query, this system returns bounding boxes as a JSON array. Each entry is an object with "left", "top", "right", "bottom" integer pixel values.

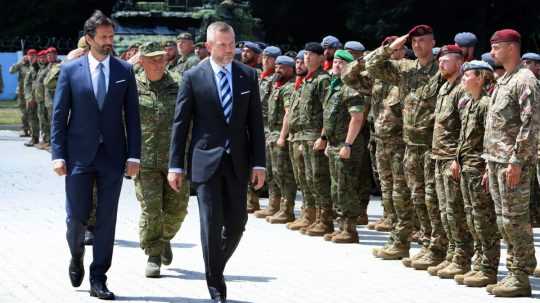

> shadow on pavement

[
  {"left": 164, "top": 268, "right": 276, "bottom": 283},
  {"left": 114, "top": 239, "right": 197, "bottom": 249}
]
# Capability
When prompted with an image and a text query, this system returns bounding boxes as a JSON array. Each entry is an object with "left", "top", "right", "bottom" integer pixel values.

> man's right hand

[
  {"left": 167, "top": 172, "right": 184, "bottom": 192},
  {"left": 53, "top": 161, "right": 67, "bottom": 176},
  {"left": 389, "top": 34, "right": 409, "bottom": 51}
]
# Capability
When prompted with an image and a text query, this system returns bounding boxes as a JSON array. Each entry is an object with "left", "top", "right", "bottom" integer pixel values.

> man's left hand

[
  {"left": 125, "top": 161, "right": 140, "bottom": 177},
  {"left": 506, "top": 163, "right": 522, "bottom": 190},
  {"left": 251, "top": 169, "right": 266, "bottom": 190}
]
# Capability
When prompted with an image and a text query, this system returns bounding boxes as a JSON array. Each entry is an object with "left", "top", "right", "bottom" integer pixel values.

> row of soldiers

[{"left": 243, "top": 26, "right": 540, "bottom": 298}]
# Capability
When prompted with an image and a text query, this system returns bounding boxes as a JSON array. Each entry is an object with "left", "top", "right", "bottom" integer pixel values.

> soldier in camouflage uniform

[
  {"left": 9, "top": 53, "right": 31, "bottom": 137},
  {"left": 320, "top": 50, "right": 367, "bottom": 243},
  {"left": 253, "top": 46, "right": 283, "bottom": 219},
  {"left": 286, "top": 50, "right": 319, "bottom": 231},
  {"left": 289, "top": 42, "right": 332, "bottom": 237},
  {"left": 23, "top": 49, "right": 40, "bottom": 147},
  {"left": 163, "top": 40, "right": 180, "bottom": 72},
  {"left": 366, "top": 25, "right": 447, "bottom": 269},
  {"left": 176, "top": 32, "right": 201, "bottom": 75},
  {"left": 428, "top": 45, "right": 473, "bottom": 279},
  {"left": 44, "top": 48, "right": 62, "bottom": 136},
  {"left": 33, "top": 50, "right": 52, "bottom": 148},
  {"left": 264, "top": 55, "right": 297, "bottom": 224},
  {"left": 134, "top": 42, "right": 190, "bottom": 278},
  {"left": 483, "top": 29, "right": 539, "bottom": 297},
  {"left": 451, "top": 60, "right": 500, "bottom": 287}
]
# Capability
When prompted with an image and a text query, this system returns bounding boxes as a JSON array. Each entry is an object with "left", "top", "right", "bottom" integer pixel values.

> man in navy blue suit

[
  {"left": 168, "top": 22, "right": 266, "bottom": 303},
  {"left": 51, "top": 10, "right": 141, "bottom": 300}
]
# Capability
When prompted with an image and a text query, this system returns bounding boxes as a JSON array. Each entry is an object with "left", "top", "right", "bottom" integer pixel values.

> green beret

[
  {"left": 334, "top": 49, "right": 354, "bottom": 63},
  {"left": 163, "top": 40, "right": 176, "bottom": 47},
  {"left": 139, "top": 41, "right": 167, "bottom": 57}
]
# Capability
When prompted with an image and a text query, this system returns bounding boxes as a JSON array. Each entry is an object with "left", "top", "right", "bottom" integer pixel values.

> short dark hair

[{"left": 84, "top": 10, "right": 115, "bottom": 38}]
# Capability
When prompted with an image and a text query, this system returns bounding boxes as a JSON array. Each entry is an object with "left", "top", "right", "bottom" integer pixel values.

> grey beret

[
  {"left": 432, "top": 47, "right": 441, "bottom": 56},
  {"left": 454, "top": 32, "right": 478, "bottom": 47},
  {"left": 296, "top": 50, "right": 305, "bottom": 60},
  {"left": 263, "top": 46, "right": 282, "bottom": 58},
  {"left": 321, "top": 35, "right": 341, "bottom": 49},
  {"left": 275, "top": 55, "right": 295, "bottom": 67},
  {"left": 344, "top": 41, "right": 366, "bottom": 52},
  {"left": 462, "top": 60, "right": 494, "bottom": 72},
  {"left": 243, "top": 41, "right": 262, "bottom": 54},
  {"left": 481, "top": 52, "right": 502, "bottom": 69},
  {"left": 522, "top": 52, "right": 540, "bottom": 62}
]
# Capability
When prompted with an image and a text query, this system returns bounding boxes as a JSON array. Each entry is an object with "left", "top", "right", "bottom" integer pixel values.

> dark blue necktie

[
  {"left": 218, "top": 69, "right": 232, "bottom": 123},
  {"left": 96, "top": 63, "right": 106, "bottom": 110}
]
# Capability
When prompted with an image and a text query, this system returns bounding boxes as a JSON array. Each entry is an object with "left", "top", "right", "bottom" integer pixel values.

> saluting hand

[{"left": 389, "top": 34, "right": 409, "bottom": 51}]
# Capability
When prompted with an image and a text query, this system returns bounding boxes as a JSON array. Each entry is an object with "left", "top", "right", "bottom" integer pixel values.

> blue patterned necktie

[
  {"left": 218, "top": 69, "right": 232, "bottom": 123},
  {"left": 96, "top": 63, "right": 106, "bottom": 110}
]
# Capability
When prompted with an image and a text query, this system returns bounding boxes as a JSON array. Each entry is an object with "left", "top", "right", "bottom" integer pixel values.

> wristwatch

[
  {"left": 320, "top": 135, "right": 327, "bottom": 141},
  {"left": 344, "top": 143, "right": 353, "bottom": 148}
]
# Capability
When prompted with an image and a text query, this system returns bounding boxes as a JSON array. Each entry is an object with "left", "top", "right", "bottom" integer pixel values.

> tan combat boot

[
  {"left": 367, "top": 217, "right": 384, "bottom": 230},
  {"left": 305, "top": 208, "right": 334, "bottom": 237},
  {"left": 324, "top": 218, "right": 342, "bottom": 241},
  {"left": 492, "top": 274, "right": 531, "bottom": 297},
  {"left": 267, "top": 199, "right": 295, "bottom": 224},
  {"left": 534, "top": 267, "right": 540, "bottom": 278},
  {"left": 437, "top": 262, "right": 470, "bottom": 279},
  {"left": 427, "top": 260, "right": 450, "bottom": 276},
  {"left": 464, "top": 270, "right": 497, "bottom": 287},
  {"left": 331, "top": 217, "right": 359, "bottom": 243},
  {"left": 300, "top": 208, "right": 320, "bottom": 234},
  {"left": 254, "top": 196, "right": 281, "bottom": 218},
  {"left": 455, "top": 270, "right": 478, "bottom": 285},
  {"left": 286, "top": 207, "right": 315, "bottom": 230},
  {"left": 377, "top": 243, "right": 409, "bottom": 260},
  {"left": 402, "top": 247, "right": 428, "bottom": 267},
  {"left": 374, "top": 216, "right": 393, "bottom": 232},
  {"left": 246, "top": 189, "right": 260, "bottom": 213},
  {"left": 357, "top": 202, "right": 368, "bottom": 225},
  {"left": 411, "top": 250, "right": 444, "bottom": 270}
]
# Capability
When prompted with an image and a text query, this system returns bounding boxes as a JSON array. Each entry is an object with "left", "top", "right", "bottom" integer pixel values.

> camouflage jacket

[
  {"left": 323, "top": 77, "right": 365, "bottom": 147},
  {"left": 366, "top": 45, "right": 439, "bottom": 146},
  {"left": 23, "top": 64, "right": 38, "bottom": 101},
  {"left": 371, "top": 79, "right": 404, "bottom": 142},
  {"left": 456, "top": 94, "right": 489, "bottom": 170},
  {"left": 176, "top": 52, "right": 200, "bottom": 75},
  {"left": 288, "top": 68, "right": 330, "bottom": 141},
  {"left": 33, "top": 63, "right": 50, "bottom": 103},
  {"left": 137, "top": 71, "right": 181, "bottom": 170},
  {"left": 267, "top": 79, "right": 294, "bottom": 141},
  {"left": 483, "top": 66, "right": 540, "bottom": 165},
  {"left": 259, "top": 71, "right": 275, "bottom": 132},
  {"left": 431, "top": 79, "right": 467, "bottom": 160},
  {"left": 43, "top": 61, "right": 61, "bottom": 106},
  {"left": 9, "top": 61, "right": 30, "bottom": 96}
]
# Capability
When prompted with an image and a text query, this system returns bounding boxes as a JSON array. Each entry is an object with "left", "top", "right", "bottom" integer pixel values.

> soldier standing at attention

[
  {"left": 176, "top": 32, "right": 201, "bottom": 75},
  {"left": 484, "top": 29, "right": 539, "bottom": 297},
  {"left": 23, "top": 49, "right": 40, "bottom": 147},
  {"left": 163, "top": 40, "right": 179, "bottom": 72},
  {"left": 454, "top": 32, "right": 478, "bottom": 62},
  {"left": 241, "top": 41, "right": 262, "bottom": 71},
  {"left": 134, "top": 42, "right": 190, "bottom": 278},
  {"left": 321, "top": 35, "right": 341, "bottom": 71},
  {"left": 9, "top": 52, "right": 31, "bottom": 137},
  {"left": 34, "top": 50, "right": 51, "bottom": 149}
]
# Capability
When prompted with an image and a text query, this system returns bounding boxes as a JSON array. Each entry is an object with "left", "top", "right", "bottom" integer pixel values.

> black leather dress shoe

[
  {"left": 90, "top": 282, "right": 115, "bottom": 300},
  {"left": 212, "top": 296, "right": 226, "bottom": 303},
  {"left": 68, "top": 256, "right": 84, "bottom": 287}
]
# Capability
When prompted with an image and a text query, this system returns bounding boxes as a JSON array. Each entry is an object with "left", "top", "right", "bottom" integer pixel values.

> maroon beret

[
  {"left": 37, "top": 50, "right": 47, "bottom": 56},
  {"left": 382, "top": 35, "right": 399, "bottom": 46},
  {"left": 26, "top": 49, "right": 37, "bottom": 55},
  {"left": 439, "top": 45, "right": 464, "bottom": 57},
  {"left": 490, "top": 29, "right": 521, "bottom": 44},
  {"left": 408, "top": 25, "right": 433, "bottom": 38},
  {"left": 47, "top": 47, "right": 57, "bottom": 53}
]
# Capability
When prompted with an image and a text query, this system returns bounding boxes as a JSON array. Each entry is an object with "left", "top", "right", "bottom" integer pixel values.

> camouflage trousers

[
  {"left": 487, "top": 161, "right": 537, "bottom": 276},
  {"left": 37, "top": 101, "right": 50, "bottom": 143},
  {"left": 460, "top": 165, "right": 500, "bottom": 274},
  {"left": 26, "top": 100, "right": 39, "bottom": 141},
  {"left": 404, "top": 145, "right": 446, "bottom": 256},
  {"left": 266, "top": 141, "right": 281, "bottom": 200},
  {"left": 302, "top": 140, "right": 331, "bottom": 209},
  {"left": 327, "top": 143, "right": 363, "bottom": 217},
  {"left": 358, "top": 130, "right": 372, "bottom": 209},
  {"left": 376, "top": 139, "right": 413, "bottom": 247},
  {"left": 17, "top": 94, "right": 29, "bottom": 132},
  {"left": 135, "top": 168, "right": 190, "bottom": 256},
  {"left": 290, "top": 140, "right": 316, "bottom": 208},
  {"left": 435, "top": 159, "right": 473, "bottom": 266},
  {"left": 268, "top": 140, "right": 297, "bottom": 202}
]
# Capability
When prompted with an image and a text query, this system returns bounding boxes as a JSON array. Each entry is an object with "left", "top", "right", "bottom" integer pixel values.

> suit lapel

[
  {"left": 203, "top": 60, "right": 226, "bottom": 121},
  {"left": 104, "top": 57, "right": 120, "bottom": 109},
  {"left": 230, "top": 61, "right": 244, "bottom": 124}
]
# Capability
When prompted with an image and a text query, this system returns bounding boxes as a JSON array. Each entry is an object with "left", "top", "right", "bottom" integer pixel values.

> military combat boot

[
  {"left": 411, "top": 250, "right": 444, "bottom": 270},
  {"left": 267, "top": 199, "right": 295, "bottom": 224},
  {"left": 464, "top": 270, "right": 497, "bottom": 287},
  {"left": 300, "top": 208, "right": 320, "bottom": 234},
  {"left": 331, "top": 217, "right": 359, "bottom": 243},
  {"left": 492, "top": 274, "right": 531, "bottom": 297},
  {"left": 357, "top": 202, "right": 368, "bottom": 225},
  {"left": 161, "top": 241, "right": 173, "bottom": 266},
  {"left": 374, "top": 216, "right": 392, "bottom": 232},
  {"left": 534, "top": 267, "right": 540, "bottom": 277},
  {"left": 402, "top": 247, "right": 428, "bottom": 267},
  {"left": 19, "top": 129, "right": 30, "bottom": 137},
  {"left": 377, "top": 243, "right": 409, "bottom": 260},
  {"left": 145, "top": 256, "right": 161, "bottom": 278},
  {"left": 427, "top": 260, "right": 450, "bottom": 276},
  {"left": 437, "top": 262, "right": 470, "bottom": 279},
  {"left": 324, "top": 218, "right": 342, "bottom": 241},
  {"left": 254, "top": 196, "right": 281, "bottom": 218},
  {"left": 24, "top": 137, "right": 38, "bottom": 147},
  {"left": 367, "top": 217, "right": 384, "bottom": 230},
  {"left": 286, "top": 207, "right": 315, "bottom": 231},
  {"left": 305, "top": 208, "right": 334, "bottom": 237},
  {"left": 455, "top": 270, "right": 478, "bottom": 285},
  {"left": 246, "top": 189, "right": 260, "bottom": 213}
]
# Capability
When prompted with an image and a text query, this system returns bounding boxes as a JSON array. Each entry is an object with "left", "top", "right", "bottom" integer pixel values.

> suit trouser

[
  {"left": 65, "top": 145, "right": 124, "bottom": 283},
  {"left": 194, "top": 154, "right": 248, "bottom": 299}
]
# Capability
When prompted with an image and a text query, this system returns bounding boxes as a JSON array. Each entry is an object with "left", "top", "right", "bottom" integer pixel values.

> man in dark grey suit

[{"left": 168, "top": 22, "right": 266, "bottom": 303}]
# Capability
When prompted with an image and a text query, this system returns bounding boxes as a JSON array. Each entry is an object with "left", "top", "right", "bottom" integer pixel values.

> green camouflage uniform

[
  {"left": 267, "top": 79, "right": 297, "bottom": 203},
  {"left": 176, "top": 52, "right": 200, "bottom": 75},
  {"left": 483, "top": 66, "right": 539, "bottom": 281},
  {"left": 24, "top": 64, "right": 39, "bottom": 142},
  {"left": 34, "top": 62, "right": 51, "bottom": 143},
  {"left": 366, "top": 45, "right": 446, "bottom": 255},
  {"left": 44, "top": 61, "right": 61, "bottom": 125},
  {"left": 9, "top": 60, "right": 30, "bottom": 133},
  {"left": 288, "top": 68, "right": 331, "bottom": 209},
  {"left": 456, "top": 93, "right": 500, "bottom": 275},
  {"left": 432, "top": 79, "right": 472, "bottom": 266},
  {"left": 134, "top": 70, "right": 190, "bottom": 256},
  {"left": 323, "top": 76, "right": 366, "bottom": 217}
]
